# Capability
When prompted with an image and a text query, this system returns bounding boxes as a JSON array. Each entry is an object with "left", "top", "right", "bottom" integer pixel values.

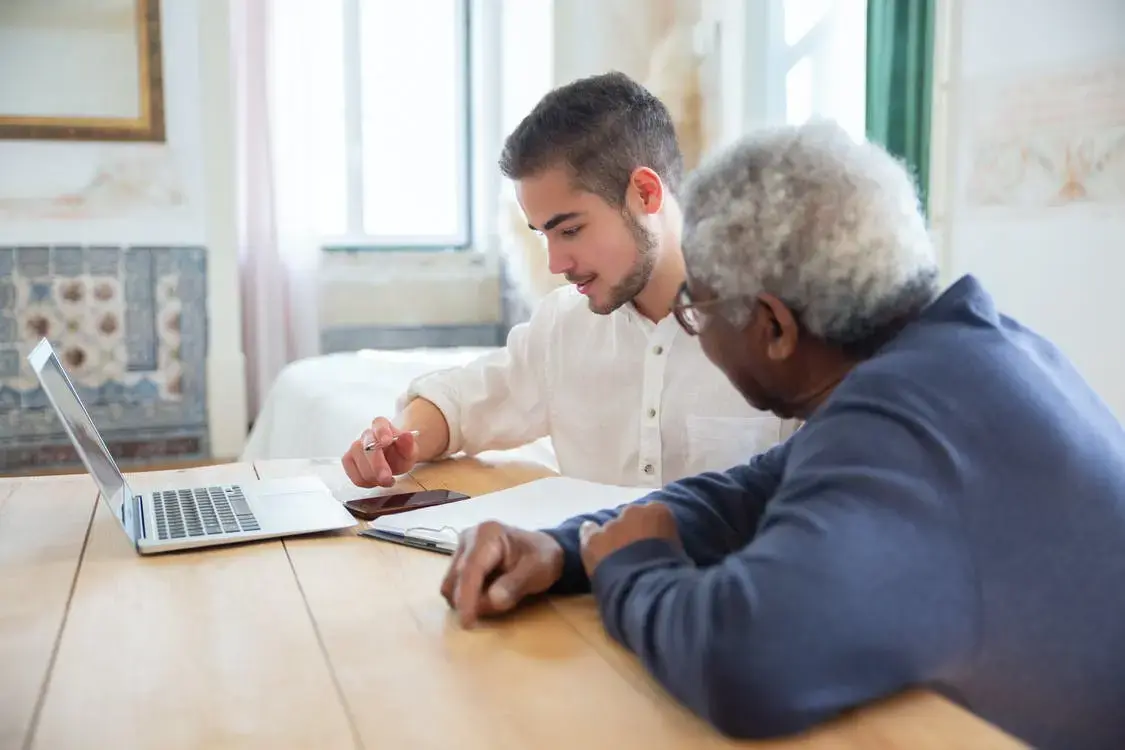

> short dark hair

[{"left": 499, "top": 71, "right": 684, "bottom": 206}]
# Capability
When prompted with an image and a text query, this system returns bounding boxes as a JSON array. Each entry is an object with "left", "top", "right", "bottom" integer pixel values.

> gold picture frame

[{"left": 0, "top": 0, "right": 165, "bottom": 142}]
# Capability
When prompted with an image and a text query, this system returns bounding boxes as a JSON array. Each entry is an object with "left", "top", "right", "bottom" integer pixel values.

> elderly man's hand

[
  {"left": 441, "top": 522, "right": 565, "bottom": 628},
  {"left": 579, "top": 502, "right": 681, "bottom": 577}
]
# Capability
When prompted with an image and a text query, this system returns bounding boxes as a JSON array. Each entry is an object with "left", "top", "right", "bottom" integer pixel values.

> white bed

[{"left": 239, "top": 347, "right": 558, "bottom": 469}]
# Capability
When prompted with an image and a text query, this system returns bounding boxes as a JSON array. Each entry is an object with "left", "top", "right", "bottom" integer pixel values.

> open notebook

[{"left": 360, "top": 476, "right": 653, "bottom": 553}]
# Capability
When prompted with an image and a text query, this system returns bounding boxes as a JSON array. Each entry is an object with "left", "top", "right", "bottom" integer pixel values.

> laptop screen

[{"left": 27, "top": 339, "right": 136, "bottom": 538}]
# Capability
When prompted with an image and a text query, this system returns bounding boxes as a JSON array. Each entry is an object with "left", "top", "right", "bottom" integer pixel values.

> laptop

[{"left": 28, "top": 338, "right": 357, "bottom": 554}]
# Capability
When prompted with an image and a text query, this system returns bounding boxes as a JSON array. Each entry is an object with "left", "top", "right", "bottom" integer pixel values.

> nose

[{"left": 546, "top": 242, "right": 573, "bottom": 276}]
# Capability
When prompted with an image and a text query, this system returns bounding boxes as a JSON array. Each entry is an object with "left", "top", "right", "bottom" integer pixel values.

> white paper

[{"left": 367, "top": 476, "right": 653, "bottom": 539}]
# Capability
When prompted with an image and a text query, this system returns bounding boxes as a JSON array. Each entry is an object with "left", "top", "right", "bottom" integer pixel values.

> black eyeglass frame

[{"left": 672, "top": 282, "right": 745, "bottom": 336}]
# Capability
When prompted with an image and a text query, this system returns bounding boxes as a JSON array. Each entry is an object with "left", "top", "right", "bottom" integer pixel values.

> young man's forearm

[{"left": 396, "top": 397, "right": 451, "bottom": 463}]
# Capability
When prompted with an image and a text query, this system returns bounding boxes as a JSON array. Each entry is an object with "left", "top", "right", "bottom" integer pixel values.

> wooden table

[{"left": 0, "top": 453, "right": 1027, "bottom": 749}]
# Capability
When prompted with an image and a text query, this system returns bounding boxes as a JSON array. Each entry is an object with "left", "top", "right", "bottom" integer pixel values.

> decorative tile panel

[{"left": 0, "top": 245, "right": 209, "bottom": 472}]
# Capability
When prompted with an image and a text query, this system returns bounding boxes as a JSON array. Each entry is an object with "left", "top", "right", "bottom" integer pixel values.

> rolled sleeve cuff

[
  {"left": 399, "top": 375, "right": 464, "bottom": 458},
  {"left": 540, "top": 526, "right": 590, "bottom": 595}
]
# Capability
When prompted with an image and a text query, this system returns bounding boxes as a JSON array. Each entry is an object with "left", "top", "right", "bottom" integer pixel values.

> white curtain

[{"left": 232, "top": 0, "right": 332, "bottom": 419}]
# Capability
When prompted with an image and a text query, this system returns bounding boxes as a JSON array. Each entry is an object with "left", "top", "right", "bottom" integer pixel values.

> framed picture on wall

[{"left": 0, "top": 0, "right": 165, "bottom": 142}]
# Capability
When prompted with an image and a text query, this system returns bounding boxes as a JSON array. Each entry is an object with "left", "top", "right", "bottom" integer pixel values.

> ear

[
  {"left": 755, "top": 294, "right": 800, "bottom": 361},
  {"left": 627, "top": 167, "right": 665, "bottom": 216}
]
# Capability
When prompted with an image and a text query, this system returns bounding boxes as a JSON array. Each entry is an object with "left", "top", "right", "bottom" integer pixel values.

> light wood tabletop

[{"left": 0, "top": 454, "right": 1028, "bottom": 749}]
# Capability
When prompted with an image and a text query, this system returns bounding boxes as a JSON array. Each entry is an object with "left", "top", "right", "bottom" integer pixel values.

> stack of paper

[{"left": 363, "top": 476, "right": 653, "bottom": 552}]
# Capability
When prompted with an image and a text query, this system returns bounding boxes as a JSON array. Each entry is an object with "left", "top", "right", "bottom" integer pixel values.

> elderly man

[{"left": 439, "top": 121, "right": 1125, "bottom": 749}]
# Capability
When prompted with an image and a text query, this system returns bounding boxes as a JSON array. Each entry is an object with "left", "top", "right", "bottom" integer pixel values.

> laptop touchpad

[{"left": 253, "top": 485, "right": 338, "bottom": 527}]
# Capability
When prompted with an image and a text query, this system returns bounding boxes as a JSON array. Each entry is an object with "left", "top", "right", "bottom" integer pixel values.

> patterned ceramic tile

[
  {"left": 124, "top": 249, "right": 156, "bottom": 370},
  {"left": 0, "top": 349, "right": 18, "bottom": 379},
  {"left": 0, "top": 245, "right": 209, "bottom": 472},
  {"left": 16, "top": 247, "right": 50, "bottom": 277},
  {"left": 52, "top": 246, "right": 84, "bottom": 277}
]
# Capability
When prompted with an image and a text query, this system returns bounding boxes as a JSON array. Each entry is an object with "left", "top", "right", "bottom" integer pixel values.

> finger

[
  {"left": 456, "top": 534, "right": 503, "bottom": 627},
  {"left": 441, "top": 529, "right": 476, "bottom": 606},
  {"left": 359, "top": 429, "right": 395, "bottom": 487},
  {"left": 369, "top": 417, "right": 397, "bottom": 447},
  {"left": 345, "top": 440, "right": 380, "bottom": 487},
  {"left": 440, "top": 542, "right": 467, "bottom": 607},
  {"left": 341, "top": 450, "right": 365, "bottom": 487},
  {"left": 455, "top": 526, "right": 506, "bottom": 627},
  {"left": 386, "top": 430, "right": 418, "bottom": 474},
  {"left": 484, "top": 555, "right": 538, "bottom": 613},
  {"left": 579, "top": 520, "right": 600, "bottom": 548}
]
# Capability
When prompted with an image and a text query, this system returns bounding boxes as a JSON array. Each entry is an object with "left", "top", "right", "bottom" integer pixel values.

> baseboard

[{"left": 319, "top": 323, "right": 504, "bottom": 354}]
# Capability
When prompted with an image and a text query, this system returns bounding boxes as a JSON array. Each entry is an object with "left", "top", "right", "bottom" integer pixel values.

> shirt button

[
  {"left": 652, "top": 345, "right": 663, "bottom": 355},
  {"left": 647, "top": 408, "right": 657, "bottom": 418},
  {"left": 643, "top": 464, "right": 654, "bottom": 474}
]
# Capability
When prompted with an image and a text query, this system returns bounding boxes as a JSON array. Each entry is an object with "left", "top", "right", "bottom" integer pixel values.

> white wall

[
  {"left": 552, "top": 0, "right": 690, "bottom": 86},
  {"left": 933, "top": 0, "right": 1125, "bottom": 419},
  {"left": 0, "top": 0, "right": 248, "bottom": 459},
  {"left": 197, "top": 0, "right": 248, "bottom": 458},
  {"left": 318, "top": 251, "right": 500, "bottom": 332}
]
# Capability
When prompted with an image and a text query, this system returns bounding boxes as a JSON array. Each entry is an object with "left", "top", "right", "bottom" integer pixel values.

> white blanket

[{"left": 239, "top": 348, "right": 558, "bottom": 469}]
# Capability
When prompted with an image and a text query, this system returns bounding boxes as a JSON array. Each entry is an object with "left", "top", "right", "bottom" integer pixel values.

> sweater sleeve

[
  {"left": 587, "top": 401, "right": 979, "bottom": 740},
  {"left": 541, "top": 443, "right": 789, "bottom": 594}
]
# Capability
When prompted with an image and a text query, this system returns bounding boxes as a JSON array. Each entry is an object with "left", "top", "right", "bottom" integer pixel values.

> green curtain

[{"left": 865, "top": 0, "right": 935, "bottom": 215}]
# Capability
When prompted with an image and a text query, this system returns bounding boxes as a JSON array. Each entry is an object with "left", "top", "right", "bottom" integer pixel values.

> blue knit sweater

[{"left": 544, "top": 275, "right": 1125, "bottom": 749}]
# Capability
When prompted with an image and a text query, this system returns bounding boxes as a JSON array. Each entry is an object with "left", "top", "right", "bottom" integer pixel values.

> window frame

[{"left": 322, "top": 0, "right": 476, "bottom": 253}]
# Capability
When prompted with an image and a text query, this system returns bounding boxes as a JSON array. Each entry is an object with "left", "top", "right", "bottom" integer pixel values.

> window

[
  {"left": 322, "top": 0, "right": 473, "bottom": 250},
  {"left": 779, "top": 0, "right": 868, "bottom": 142}
]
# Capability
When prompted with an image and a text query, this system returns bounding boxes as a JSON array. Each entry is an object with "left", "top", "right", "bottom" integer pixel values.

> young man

[
  {"left": 439, "top": 121, "right": 1125, "bottom": 750},
  {"left": 342, "top": 72, "right": 791, "bottom": 490}
]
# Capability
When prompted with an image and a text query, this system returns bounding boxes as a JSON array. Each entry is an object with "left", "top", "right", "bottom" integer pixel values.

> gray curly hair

[{"left": 681, "top": 120, "right": 940, "bottom": 348}]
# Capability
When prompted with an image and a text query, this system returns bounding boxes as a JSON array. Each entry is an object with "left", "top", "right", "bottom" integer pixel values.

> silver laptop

[{"left": 28, "top": 338, "right": 356, "bottom": 554}]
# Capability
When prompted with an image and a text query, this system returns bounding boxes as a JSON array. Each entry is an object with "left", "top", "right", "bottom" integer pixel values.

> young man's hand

[
  {"left": 441, "top": 522, "right": 565, "bottom": 628},
  {"left": 342, "top": 416, "right": 418, "bottom": 488},
  {"left": 341, "top": 398, "right": 450, "bottom": 488},
  {"left": 579, "top": 502, "right": 680, "bottom": 576}
]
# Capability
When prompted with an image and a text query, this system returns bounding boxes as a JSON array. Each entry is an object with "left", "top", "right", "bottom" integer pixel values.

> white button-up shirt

[{"left": 400, "top": 286, "right": 796, "bottom": 489}]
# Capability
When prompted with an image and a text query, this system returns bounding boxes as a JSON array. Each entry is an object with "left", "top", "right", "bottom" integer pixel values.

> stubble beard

[{"left": 588, "top": 210, "right": 659, "bottom": 315}]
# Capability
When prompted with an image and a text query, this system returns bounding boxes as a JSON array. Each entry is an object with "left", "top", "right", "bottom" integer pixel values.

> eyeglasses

[{"left": 672, "top": 282, "right": 737, "bottom": 336}]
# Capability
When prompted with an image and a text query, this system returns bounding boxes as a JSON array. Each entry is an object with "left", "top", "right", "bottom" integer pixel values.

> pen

[{"left": 363, "top": 429, "right": 420, "bottom": 453}]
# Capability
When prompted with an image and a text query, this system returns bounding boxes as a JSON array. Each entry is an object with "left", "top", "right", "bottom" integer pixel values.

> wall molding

[{"left": 320, "top": 323, "right": 503, "bottom": 354}]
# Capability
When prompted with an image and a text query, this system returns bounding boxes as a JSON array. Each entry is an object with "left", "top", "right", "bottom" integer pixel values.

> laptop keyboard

[{"left": 152, "top": 485, "right": 261, "bottom": 540}]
